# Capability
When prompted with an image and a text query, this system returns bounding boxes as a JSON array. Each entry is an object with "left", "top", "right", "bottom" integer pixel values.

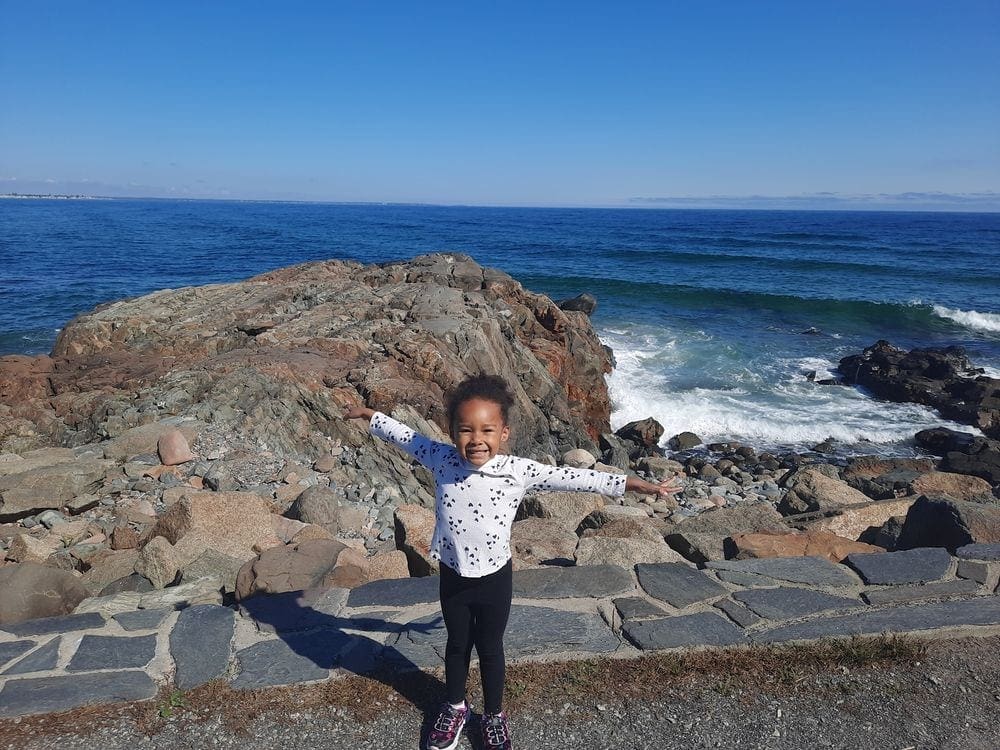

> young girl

[{"left": 345, "top": 375, "right": 680, "bottom": 750}]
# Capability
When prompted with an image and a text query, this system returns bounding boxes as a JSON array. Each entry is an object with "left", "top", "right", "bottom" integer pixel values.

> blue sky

[{"left": 1, "top": 1, "right": 998, "bottom": 208}]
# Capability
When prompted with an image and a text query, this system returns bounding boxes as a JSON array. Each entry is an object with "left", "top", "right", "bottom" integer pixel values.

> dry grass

[{"left": 0, "top": 634, "right": 926, "bottom": 744}]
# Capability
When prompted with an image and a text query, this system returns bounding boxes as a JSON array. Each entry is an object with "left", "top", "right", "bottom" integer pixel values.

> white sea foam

[
  {"left": 601, "top": 325, "right": 982, "bottom": 453},
  {"left": 932, "top": 305, "right": 1000, "bottom": 334}
]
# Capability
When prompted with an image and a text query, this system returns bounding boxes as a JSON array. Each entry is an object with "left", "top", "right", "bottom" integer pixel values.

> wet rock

[
  {"left": 556, "top": 293, "right": 597, "bottom": 315},
  {"left": 668, "top": 432, "right": 702, "bottom": 451}
]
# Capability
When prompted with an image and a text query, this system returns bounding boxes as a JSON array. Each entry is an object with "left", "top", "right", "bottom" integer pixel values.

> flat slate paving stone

[
  {"left": 705, "top": 556, "right": 860, "bottom": 587},
  {"left": 733, "top": 587, "right": 863, "bottom": 620},
  {"left": 346, "top": 576, "right": 439, "bottom": 608},
  {"left": 240, "top": 589, "right": 351, "bottom": 634},
  {"left": 0, "top": 612, "right": 105, "bottom": 637},
  {"left": 622, "top": 612, "right": 748, "bottom": 650},
  {"left": 2, "top": 637, "right": 60, "bottom": 675},
  {"left": 0, "top": 640, "right": 35, "bottom": 670},
  {"left": 67, "top": 634, "right": 157, "bottom": 672},
  {"left": 614, "top": 596, "right": 669, "bottom": 621},
  {"left": 390, "top": 604, "right": 620, "bottom": 658},
  {"left": 0, "top": 670, "right": 156, "bottom": 718},
  {"left": 862, "top": 579, "right": 981, "bottom": 605},
  {"left": 755, "top": 595, "right": 1000, "bottom": 643},
  {"left": 957, "top": 560, "right": 991, "bottom": 584},
  {"left": 714, "top": 569, "right": 782, "bottom": 588},
  {"left": 636, "top": 563, "right": 727, "bottom": 608},
  {"left": 112, "top": 609, "right": 171, "bottom": 632},
  {"left": 169, "top": 604, "right": 236, "bottom": 690},
  {"left": 512, "top": 565, "right": 633, "bottom": 599},
  {"left": 957, "top": 543, "right": 1000, "bottom": 561},
  {"left": 714, "top": 599, "right": 762, "bottom": 628},
  {"left": 847, "top": 547, "right": 952, "bottom": 585},
  {"left": 231, "top": 631, "right": 352, "bottom": 689}
]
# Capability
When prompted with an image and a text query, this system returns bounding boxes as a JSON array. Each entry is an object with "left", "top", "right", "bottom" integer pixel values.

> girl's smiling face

[{"left": 451, "top": 397, "right": 510, "bottom": 467}]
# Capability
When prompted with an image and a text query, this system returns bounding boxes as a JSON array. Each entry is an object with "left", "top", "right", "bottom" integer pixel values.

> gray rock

[
  {"left": 733, "top": 587, "right": 863, "bottom": 620},
  {"left": 668, "top": 432, "right": 702, "bottom": 451},
  {"left": 613, "top": 596, "right": 669, "bottom": 621},
  {"left": 861, "top": 579, "right": 981, "bottom": 605},
  {"left": 67, "top": 634, "right": 156, "bottom": 672},
  {"left": 636, "top": 563, "right": 727, "bottom": 608},
  {"left": 714, "top": 569, "right": 782, "bottom": 588},
  {"left": 957, "top": 543, "right": 1000, "bottom": 561},
  {"left": 756, "top": 595, "right": 1000, "bottom": 643},
  {"left": 512, "top": 565, "right": 633, "bottom": 599},
  {"left": 896, "top": 495, "right": 1000, "bottom": 550},
  {"left": 847, "top": 547, "right": 952, "bottom": 585},
  {"left": 714, "top": 599, "right": 762, "bottom": 628},
  {"left": 112, "top": 608, "right": 172, "bottom": 631},
  {"left": 0, "top": 562, "right": 90, "bottom": 625},
  {"left": 392, "top": 604, "right": 619, "bottom": 660},
  {"left": 2, "top": 637, "right": 60, "bottom": 675},
  {"left": 704, "top": 556, "right": 860, "bottom": 587},
  {"left": 232, "top": 632, "right": 351, "bottom": 689},
  {"left": 957, "top": 559, "right": 991, "bottom": 584},
  {"left": 240, "top": 588, "right": 350, "bottom": 634},
  {"left": 346, "top": 576, "right": 440, "bottom": 608},
  {"left": 169, "top": 604, "right": 235, "bottom": 689},
  {"left": 0, "top": 670, "right": 156, "bottom": 718},
  {"left": 1, "top": 612, "right": 105, "bottom": 637},
  {"left": 622, "top": 612, "right": 748, "bottom": 650},
  {"left": 0, "top": 640, "right": 35, "bottom": 670}
]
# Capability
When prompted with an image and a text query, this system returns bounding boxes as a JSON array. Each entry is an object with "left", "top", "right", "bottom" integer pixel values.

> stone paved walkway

[{"left": 2, "top": 544, "right": 1000, "bottom": 719}]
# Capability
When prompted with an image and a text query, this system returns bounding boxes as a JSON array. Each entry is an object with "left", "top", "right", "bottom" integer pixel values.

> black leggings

[{"left": 439, "top": 559, "right": 513, "bottom": 714}]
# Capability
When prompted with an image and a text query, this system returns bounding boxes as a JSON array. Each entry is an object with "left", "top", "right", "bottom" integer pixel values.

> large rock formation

[
  {"left": 0, "top": 254, "right": 612, "bottom": 466},
  {"left": 837, "top": 340, "right": 1000, "bottom": 439}
]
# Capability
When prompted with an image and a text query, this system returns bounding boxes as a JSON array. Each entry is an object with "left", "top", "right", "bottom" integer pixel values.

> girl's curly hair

[{"left": 445, "top": 374, "right": 515, "bottom": 427}]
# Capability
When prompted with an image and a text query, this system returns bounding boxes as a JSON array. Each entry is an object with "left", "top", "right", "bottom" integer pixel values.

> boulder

[
  {"left": 781, "top": 467, "right": 871, "bottom": 512},
  {"left": 235, "top": 538, "right": 349, "bottom": 600},
  {"left": 80, "top": 549, "right": 142, "bottom": 594},
  {"left": 511, "top": 518, "right": 578, "bottom": 569},
  {"left": 665, "top": 504, "right": 788, "bottom": 563},
  {"left": 5, "top": 532, "right": 63, "bottom": 564},
  {"left": 0, "top": 562, "right": 89, "bottom": 624},
  {"left": 147, "top": 491, "right": 277, "bottom": 567},
  {"left": 366, "top": 550, "right": 410, "bottom": 582},
  {"left": 795, "top": 498, "right": 917, "bottom": 541},
  {"left": 668, "top": 432, "right": 701, "bottom": 451},
  {"left": 517, "top": 491, "right": 606, "bottom": 531},
  {"left": 284, "top": 485, "right": 341, "bottom": 534},
  {"left": 157, "top": 430, "right": 196, "bottom": 466},
  {"left": 393, "top": 503, "right": 438, "bottom": 576},
  {"left": 561, "top": 448, "right": 596, "bottom": 469},
  {"left": 575, "top": 537, "right": 685, "bottom": 567},
  {"left": 910, "top": 471, "right": 995, "bottom": 503},
  {"left": 102, "top": 420, "right": 205, "bottom": 461},
  {"left": 576, "top": 504, "right": 653, "bottom": 535},
  {"left": 896, "top": 494, "right": 1000, "bottom": 550},
  {"left": 134, "top": 536, "right": 180, "bottom": 589},
  {"left": 726, "top": 531, "right": 883, "bottom": 563},
  {"left": 579, "top": 516, "right": 665, "bottom": 543},
  {"left": 556, "top": 293, "right": 598, "bottom": 315},
  {"left": 616, "top": 418, "right": 665, "bottom": 450},
  {"left": 0, "top": 459, "right": 113, "bottom": 522},
  {"left": 180, "top": 548, "right": 245, "bottom": 593}
]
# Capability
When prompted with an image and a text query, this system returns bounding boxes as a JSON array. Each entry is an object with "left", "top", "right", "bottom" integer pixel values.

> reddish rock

[
  {"left": 111, "top": 526, "right": 140, "bottom": 550},
  {"left": 157, "top": 429, "right": 197, "bottom": 466},
  {"left": 910, "top": 472, "right": 994, "bottom": 503},
  {"left": 393, "top": 504, "right": 438, "bottom": 576},
  {"left": 511, "top": 518, "right": 579, "bottom": 569},
  {"left": 727, "top": 531, "right": 883, "bottom": 562}
]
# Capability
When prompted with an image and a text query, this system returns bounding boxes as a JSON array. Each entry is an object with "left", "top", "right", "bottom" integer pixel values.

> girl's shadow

[{"left": 238, "top": 586, "right": 486, "bottom": 749}]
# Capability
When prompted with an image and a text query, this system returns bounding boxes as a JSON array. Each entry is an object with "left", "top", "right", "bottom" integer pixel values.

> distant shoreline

[{"left": 1, "top": 193, "right": 102, "bottom": 200}]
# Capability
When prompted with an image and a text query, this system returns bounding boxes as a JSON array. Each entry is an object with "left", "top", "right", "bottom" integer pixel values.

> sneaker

[
  {"left": 425, "top": 701, "right": 469, "bottom": 750},
  {"left": 480, "top": 711, "right": 513, "bottom": 750}
]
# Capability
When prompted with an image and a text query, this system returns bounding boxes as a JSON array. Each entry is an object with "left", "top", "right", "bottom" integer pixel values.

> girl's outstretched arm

[
  {"left": 344, "top": 405, "right": 448, "bottom": 469},
  {"left": 625, "top": 475, "right": 684, "bottom": 498}
]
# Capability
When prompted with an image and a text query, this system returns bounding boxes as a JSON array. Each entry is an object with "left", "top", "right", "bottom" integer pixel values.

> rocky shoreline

[{"left": 0, "top": 253, "right": 998, "bottom": 630}]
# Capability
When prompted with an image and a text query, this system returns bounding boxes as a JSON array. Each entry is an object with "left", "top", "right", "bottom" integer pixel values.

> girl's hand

[
  {"left": 626, "top": 474, "right": 684, "bottom": 498},
  {"left": 343, "top": 405, "right": 375, "bottom": 421}
]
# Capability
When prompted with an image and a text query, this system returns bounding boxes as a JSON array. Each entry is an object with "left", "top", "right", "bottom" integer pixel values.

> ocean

[{"left": 2, "top": 199, "right": 999, "bottom": 455}]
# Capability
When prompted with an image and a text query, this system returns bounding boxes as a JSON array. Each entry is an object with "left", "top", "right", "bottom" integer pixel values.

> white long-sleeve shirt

[{"left": 370, "top": 411, "right": 627, "bottom": 577}]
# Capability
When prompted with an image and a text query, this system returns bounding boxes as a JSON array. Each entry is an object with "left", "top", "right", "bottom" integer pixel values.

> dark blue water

[{"left": 2, "top": 198, "right": 999, "bottom": 451}]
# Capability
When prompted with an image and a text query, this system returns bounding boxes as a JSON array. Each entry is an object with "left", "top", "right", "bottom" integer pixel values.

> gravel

[{"left": 4, "top": 636, "right": 999, "bottom": 750}]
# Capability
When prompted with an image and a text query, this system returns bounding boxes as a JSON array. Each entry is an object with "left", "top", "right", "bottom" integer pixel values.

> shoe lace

[
  {"left": 433, "top": 704, "right": 464, "bottom": 734},
  {"left": 483, "top": 714, "right": 509, "bottom": 747}
]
